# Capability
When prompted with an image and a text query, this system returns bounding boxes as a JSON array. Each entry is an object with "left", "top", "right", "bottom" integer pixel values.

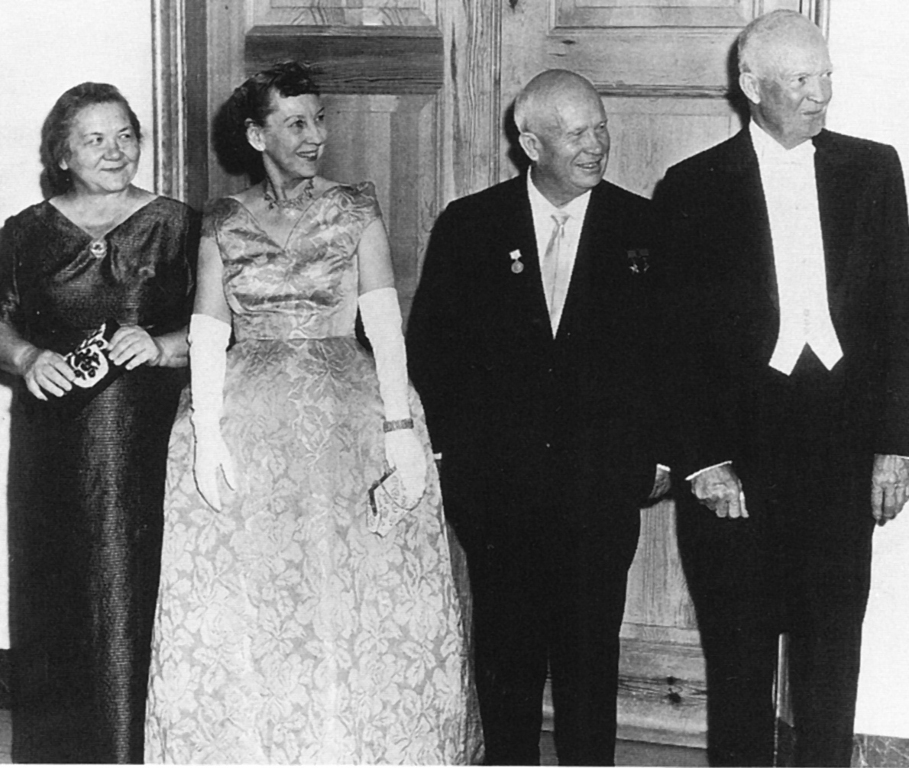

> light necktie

[{"left": 542, "top": 211, "right": 569, "bottom": 325}]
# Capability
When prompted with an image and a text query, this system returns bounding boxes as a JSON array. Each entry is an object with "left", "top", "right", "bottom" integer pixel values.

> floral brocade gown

[{"left": 145, "top": 183, "right": 477, "bottom": 764}]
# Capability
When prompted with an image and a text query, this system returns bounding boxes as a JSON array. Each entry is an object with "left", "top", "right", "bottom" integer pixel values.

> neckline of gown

[
  {"left": 45, "top": 195, "right": 165, "bottom": 244},
  {"left": 229, "top": 183, "right": 359, "bottom": 253}
]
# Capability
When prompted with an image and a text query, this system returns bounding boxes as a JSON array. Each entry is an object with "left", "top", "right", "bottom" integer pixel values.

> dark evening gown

[{"left": 0, "top": 197, "right": 198, "bottom": 763}]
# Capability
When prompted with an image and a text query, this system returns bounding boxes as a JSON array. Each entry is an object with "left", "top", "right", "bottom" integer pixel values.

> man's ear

[
  {"left": 245, "top": 119, "right": 265, "bottom": 152},
  {"left": 739, "top": 72, "right": 762, "bottom": 106},
  {"left": 518, "top": 132, "right": 540, "bottom": 163}
]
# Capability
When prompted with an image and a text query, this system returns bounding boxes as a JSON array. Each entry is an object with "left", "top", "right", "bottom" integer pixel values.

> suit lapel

[
  {"left": 496, "top": 176, "right": 554, "bottom": 346},
  {"left": 729, "top": 129, "right": 780, "bottom": 311},
  {"left": 813, "top": 131, "right": 852, "bottom": 293},
  {"left": 555, "top": 184, "right": 604, "bottom": 342}
]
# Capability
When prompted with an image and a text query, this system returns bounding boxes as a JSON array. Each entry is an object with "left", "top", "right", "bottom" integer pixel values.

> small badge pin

[
  {"left": 509, "top": 249, "right": 524, "bottom": 274},
  {"left": 627, "top": 248, "right": 650, "bottom": 274}
]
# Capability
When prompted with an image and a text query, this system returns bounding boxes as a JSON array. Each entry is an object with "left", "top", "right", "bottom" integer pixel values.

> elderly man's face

[
  {"left": 743, "top": 28, "right": 833, "bottom": 149},
  {"left": 521, "top": 86, "right": 610, "bottom": 207}
]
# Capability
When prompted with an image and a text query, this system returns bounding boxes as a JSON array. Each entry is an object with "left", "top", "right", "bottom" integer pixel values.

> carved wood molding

[
  {"left": 245, "top": 26, "right": 443, "bottom": 94},
  {"left": 252, "top": 0, "right": 437, "bottom": 28},
  {"left": 554, "top": 0, "right": 829, "bottom": 29},
  {"left": 151, "top": 0, "right": 187, "bottom": 200}
]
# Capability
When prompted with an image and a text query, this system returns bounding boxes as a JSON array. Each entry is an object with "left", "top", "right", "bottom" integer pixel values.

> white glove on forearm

[
  {"left": 359, "top": 287, "right": 426, "bottom": 508},
  {"left": 189, "top": 313, "right": 237, "bottom": 510}
]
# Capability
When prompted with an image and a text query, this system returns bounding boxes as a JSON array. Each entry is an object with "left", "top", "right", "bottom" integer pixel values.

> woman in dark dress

[{"left": 0, "top": 82, "right": 198, "bottom": 763}]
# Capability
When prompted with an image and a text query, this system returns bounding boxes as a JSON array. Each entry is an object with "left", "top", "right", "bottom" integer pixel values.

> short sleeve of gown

[{"left": 0, "top": 214, "right": 23, "bottom": 329}]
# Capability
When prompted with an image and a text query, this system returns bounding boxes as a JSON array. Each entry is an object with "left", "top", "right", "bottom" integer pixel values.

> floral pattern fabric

[{"left": 145, "top": 184, "right": 475, "bottom": 764}]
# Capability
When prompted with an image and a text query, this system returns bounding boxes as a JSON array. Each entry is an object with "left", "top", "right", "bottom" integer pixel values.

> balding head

[
  {"left": 513, "top": 69, "right": 600, "bottom": 136},
  {"left": 512, "top": 69, "right": 610, "bottom": 207}
]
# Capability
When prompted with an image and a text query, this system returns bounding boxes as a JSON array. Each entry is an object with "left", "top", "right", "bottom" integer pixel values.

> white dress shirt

[
  {"left": 751, "top": 122, "right": 843, "bottom": 375},
  {"left": 526, "top": 173, "right": 591, "bottom": 336},
  {"left": 687, "top": 126, "right": 844, "bottom": 482}
]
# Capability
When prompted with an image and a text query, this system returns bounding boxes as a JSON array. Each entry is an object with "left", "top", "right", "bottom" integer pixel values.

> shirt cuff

[{"left": 685, "top": 460, "right": 731, "bottom": 482}]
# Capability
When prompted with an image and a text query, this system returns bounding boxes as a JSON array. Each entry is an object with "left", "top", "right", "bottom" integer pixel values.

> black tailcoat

[{"left": 656, "top": 127, "right": 909, "bottom": 766}]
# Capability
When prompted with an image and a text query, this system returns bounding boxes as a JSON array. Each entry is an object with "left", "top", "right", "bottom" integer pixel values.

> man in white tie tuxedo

[
  {"left": 656, "top": 10, "right": 909, "bottom": 766},
  {"left": 407, "top": 69, "right": 672, "bottom": 765}
]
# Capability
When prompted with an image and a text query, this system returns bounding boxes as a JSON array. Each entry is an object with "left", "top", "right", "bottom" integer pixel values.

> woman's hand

[
  {"left": 193, "top": 423, "right": 237, "bottom": 511},
  {"left": 384, "top": 429, "right": 427, "bottom": 509},
  {"left": 20, "top": 346, "right": 75, "bottom": 400},
  {"left": 109, "top": 325, "right": 163, "bottom": 369}
]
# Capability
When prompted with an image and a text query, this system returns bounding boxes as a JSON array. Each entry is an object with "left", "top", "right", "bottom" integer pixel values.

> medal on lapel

[
  {"left": 510, "top": 249, "right": 524, "bottom": 274},
  {"left": 626, "top": 248, "right": 650, "bottom": 274}
]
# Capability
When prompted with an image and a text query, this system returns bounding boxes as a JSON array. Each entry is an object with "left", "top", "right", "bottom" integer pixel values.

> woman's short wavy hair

[
  {"left": 40, "top": 82, "right": 141, "bottom": 198},
  {"left": 213, "top": 60, "right": 320, "bottom": 179}
]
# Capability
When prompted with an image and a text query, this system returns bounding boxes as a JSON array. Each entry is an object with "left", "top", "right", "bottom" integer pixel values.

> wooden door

[{"left": 179, "top": 0, "right": 828, "bottom": 749}]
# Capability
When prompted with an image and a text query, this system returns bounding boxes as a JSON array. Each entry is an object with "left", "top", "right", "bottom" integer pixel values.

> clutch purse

[
  {"left": 39, "top": 320, "right": 124, "bottom": 414},
  {"left": 367, "top": 469, "right": 410, "bottom": 537}
]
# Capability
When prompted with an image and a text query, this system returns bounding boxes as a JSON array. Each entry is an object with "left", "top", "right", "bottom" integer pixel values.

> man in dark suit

[
  {"left": 656, "top": 10, "right": 909, "bottom": 766},
  {"left": 407, "top": 69, "right": 671, "bottom": 766}
]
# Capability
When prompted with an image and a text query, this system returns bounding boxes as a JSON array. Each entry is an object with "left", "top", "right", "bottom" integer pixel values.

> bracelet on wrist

[{"left": 383, "top": 418, "right": 414, "bottom": 433}]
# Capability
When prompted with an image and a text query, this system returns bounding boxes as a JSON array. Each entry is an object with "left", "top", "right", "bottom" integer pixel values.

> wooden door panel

[
  {"left": 320, "top": 94, "right": 438, "bottom": 314},
  {"left": 603, "top": 95, "right": 741, "bottom": 196}
]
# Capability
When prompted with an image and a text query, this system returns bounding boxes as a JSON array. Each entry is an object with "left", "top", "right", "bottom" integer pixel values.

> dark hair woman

[
  {"left": 143, "top": 61, "right": 479, "bottom": 763},
  {"left": 0, "top": 82, "right": 198, "bottom": 763}
]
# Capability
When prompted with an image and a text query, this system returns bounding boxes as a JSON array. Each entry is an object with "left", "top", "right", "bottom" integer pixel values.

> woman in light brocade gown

[{"left": 144, "top": 61, "right": 481, "bottom": 764}]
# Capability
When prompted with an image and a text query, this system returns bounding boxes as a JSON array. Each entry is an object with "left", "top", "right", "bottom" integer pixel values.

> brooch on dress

[
  {"left": 509, "top": 249, "right": 524, "bottom": 274},
  {"left": 89, "top": 239, "right": 107, "bottom": 259}
]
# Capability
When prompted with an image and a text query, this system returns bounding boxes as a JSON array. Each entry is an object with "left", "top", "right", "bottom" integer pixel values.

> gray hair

[{"left": 737, "top": 9, "right": 820, "bottom": 76}]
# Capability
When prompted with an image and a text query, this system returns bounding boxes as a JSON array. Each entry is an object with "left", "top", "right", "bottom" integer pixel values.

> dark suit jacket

[
  {"left": 407, "top": 174, "right": 668, "bottom": 509},
  {"left": 656, "top": 127, "right": 909, "bottom": 481}
]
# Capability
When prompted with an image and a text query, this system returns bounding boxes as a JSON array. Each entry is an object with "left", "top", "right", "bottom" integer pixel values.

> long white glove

[
  {"left": 189, "top": 313, "right": 237, "bottom": 511},
  {"left": 359, "top": 287, "right": 426, "bottom": 508}
]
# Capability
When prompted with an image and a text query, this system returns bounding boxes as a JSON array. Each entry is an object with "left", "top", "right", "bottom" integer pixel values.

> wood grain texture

[
  {"left": 245, "top": 26, "right": 443, "bottom": 94},
  {"left": 438, "top": 0, "right": 503, "bottom": 204},
  {"left": 206, "top": 0, "right": 251, "bottom": 200},
  {"left": 319, "top": 94, "right": 437, "bottom": 317},
  {"left": 251, "top": 0, "right": 436, "bottom": 27},
  {"left": 542, "top": 637, "right": 708, "bottom": 748}
]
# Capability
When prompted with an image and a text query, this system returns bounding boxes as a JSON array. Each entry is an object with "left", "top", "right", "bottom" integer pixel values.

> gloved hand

[
  {"left": 359, "top": 286, "right": 427, "bottom": 508},
  {"left": 385, "top": 428, "right": 427, "bottom": 509},
  {"left": 193, "top": 421, "right": 237, "bottom": 511}
]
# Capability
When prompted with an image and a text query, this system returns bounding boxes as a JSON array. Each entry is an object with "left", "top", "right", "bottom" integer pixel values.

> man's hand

[
  {"left": 690, "top": 463, "right": 748, "bottom": 519},
  {"left": 648, "top": 465, "right": 671, "bottom": 501},
  {"left": 871, "top": 453, "right": 909, "bottom": 525}
]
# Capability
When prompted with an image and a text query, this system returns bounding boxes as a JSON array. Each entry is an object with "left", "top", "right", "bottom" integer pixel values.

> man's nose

[
  {"left": 582, "top": 130, "right": 606, "bottom": 155},
  {"left": 808, "top": 75, "right": 832, "bottom": 103}
]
